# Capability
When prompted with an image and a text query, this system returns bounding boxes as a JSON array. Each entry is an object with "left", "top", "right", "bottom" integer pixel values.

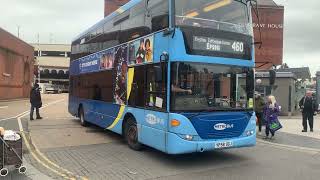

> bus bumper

[{"left": 166, "top": 132, "right": 256, "bottom": 154}]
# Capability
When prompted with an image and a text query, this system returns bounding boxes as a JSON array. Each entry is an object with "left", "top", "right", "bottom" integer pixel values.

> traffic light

[{"left": 269, "top": 70, "right": 276, "bottom": 86}]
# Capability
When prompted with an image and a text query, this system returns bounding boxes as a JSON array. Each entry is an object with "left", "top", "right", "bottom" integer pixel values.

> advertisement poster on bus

[
  {"left": 79, "top": 54, "right": 100, "bottom": 74},
  {"left": 100, "top": 48, "right": 115, "bottom": 70},
  {"left": 114, "top": 45, "right": 128, "bottom": 105},
  {"left": 128, "top": 35, "right": 154, "bottom": 65}
]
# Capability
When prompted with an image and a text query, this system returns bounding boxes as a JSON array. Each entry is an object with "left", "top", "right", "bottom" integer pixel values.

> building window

[
  {"left": 34, "top": 51, "right": 39, "bottom": 57},
  {"left": 41, "top": 51, "right": 67, "bottom": 57}
]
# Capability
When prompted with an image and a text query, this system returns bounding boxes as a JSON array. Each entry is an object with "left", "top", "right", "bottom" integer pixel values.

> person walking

[
  {"left": 30, "top": 83, "right": 42, "bottom": 120},
  {"left": 299, "top": 91, "right": 317, "bottom": 132},
  {"left": 255, "top": 93, "right": 265, "bottom": 135},
  {"left": 263, "top": 95, "right": 280, "bottom": 139}
]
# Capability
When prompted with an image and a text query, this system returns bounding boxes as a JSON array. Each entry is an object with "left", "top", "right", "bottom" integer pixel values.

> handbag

[{"left": 269, "top": 119, "right": 282, "bottom": 133}]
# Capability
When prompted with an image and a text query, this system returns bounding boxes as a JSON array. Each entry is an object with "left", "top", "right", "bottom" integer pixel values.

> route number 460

[{"left": 232, "top": 42, "right": 244, "bottom": 52}]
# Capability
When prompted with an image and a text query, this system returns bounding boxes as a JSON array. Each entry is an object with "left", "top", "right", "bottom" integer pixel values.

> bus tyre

[
  {"left": 79, "top": 107, "right": 88, "bottom": 127},
  {"left": 0, "top": 168, "right": 8, "bottom": 177},
  {"left": 125, "top": 118, "right": 142, "bottom": 151}
]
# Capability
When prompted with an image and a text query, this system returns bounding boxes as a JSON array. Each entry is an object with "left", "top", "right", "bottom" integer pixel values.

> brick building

[
  {"left": 0, "top": 27, "right": 34, "bottom": 100},
  {"left": 104, "top": 0, "right": 129, "bottom": 17},
  {"left": 253, "top": 0, "right": 284, "bottom": 70}
]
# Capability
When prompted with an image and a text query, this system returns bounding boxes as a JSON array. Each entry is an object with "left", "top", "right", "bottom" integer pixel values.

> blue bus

[{"left": 69, "top": 0, "right": 256, "bottom": 154}]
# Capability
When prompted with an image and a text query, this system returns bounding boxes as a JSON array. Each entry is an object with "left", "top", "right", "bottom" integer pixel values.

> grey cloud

[
  {"left": 273, "top": 0, "right": 320, "bottom": 74},
  {"left": 0, "top": 0, "right": 103, "bottom": 43}
]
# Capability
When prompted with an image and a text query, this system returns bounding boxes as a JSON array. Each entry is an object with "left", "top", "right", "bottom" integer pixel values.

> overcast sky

[{"left": 0, "top": 0, "right": 319, "bottom": 75}]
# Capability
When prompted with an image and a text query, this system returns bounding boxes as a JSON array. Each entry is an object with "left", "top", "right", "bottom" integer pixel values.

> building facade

[
  {"left": 32, "top": 44, "right": 70, "bottom": 90},
  {"left": 253, "top": 0, "right": 284, "bottom": 70},
  {"left": 0, "top": 27, "right": 34, "bottom": 100},
  {"left": 256, "top": 71, "right": 298, "bottom": 116},
  {"left": 104, "top": 0, "right": 129, "bottom": 17}
]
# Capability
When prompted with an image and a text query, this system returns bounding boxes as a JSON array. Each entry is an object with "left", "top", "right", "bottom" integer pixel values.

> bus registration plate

[{"left": 215, "top": 141, "right": 233, "bottom": 149}]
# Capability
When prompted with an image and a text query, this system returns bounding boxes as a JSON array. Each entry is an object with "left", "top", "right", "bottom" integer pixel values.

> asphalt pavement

[{"left": 1, "top": 94, "right": 320, "bottom": 180}]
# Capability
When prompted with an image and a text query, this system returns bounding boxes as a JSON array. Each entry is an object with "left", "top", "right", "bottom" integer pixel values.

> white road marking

[
  {"left": 16, "top": 99, "right": 65, "bottom": 131},
  {"left": 0, "top": 99, "right": 66, "bottom": 122},
  {"left": 0, "top": 110, "right": 30, "bottom": 121},
  {"left": 0, "top": 106, "right": 8, "bottom": 109},
  {"left": 257, "top": 139, "right": 320, "bottom": 155}
]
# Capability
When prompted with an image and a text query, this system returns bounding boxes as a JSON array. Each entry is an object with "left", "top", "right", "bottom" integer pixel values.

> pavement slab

[
  {"left": 279, "top": 115, "right": 320, "bottom": 139},
  {"left": 258, "top": 131, "right": 320, "bottom": 150}
]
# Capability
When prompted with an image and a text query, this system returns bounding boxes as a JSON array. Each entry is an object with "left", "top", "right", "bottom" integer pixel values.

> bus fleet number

[{"left": 232, "top": 42, "right": 244, "bottom": 53}]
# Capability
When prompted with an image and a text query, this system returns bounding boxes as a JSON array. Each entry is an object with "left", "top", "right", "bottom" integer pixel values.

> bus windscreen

[
  {"left": 175, "top": 0, "right": 251, "bottom": 36},
  {"left": 171, "top": 62, "right": 254, "bottom": 112}
]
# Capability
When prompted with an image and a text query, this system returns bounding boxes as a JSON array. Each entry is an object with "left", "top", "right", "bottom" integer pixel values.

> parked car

[{"left": 39, "top": 83, "right": 59, "bottom": 94}]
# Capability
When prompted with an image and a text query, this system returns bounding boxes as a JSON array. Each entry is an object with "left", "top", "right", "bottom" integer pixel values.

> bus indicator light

[{"left": 170, "top": 119, "right": 181, "bottom": 127}]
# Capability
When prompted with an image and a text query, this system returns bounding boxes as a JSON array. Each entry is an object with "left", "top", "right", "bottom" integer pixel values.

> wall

[
  {"left": 0, "top": 28, "right": 34, "bottom": 100},
  {"left": 253, "top": 4, "right": 284, "bottom": 69},
  {"left": 104, "top": 0, "right": 129, "bottom": 17},
  {"left": 256, "top": 74, "right": 298, "bottom": 116}
]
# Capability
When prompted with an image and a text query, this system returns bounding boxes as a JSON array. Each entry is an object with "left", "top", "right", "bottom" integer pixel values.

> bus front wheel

[
  {"left": 79, "top": 107, "right": 88, "bottom": 127},
  {"left": 125, "top": 118, "right": 142, "bottom": 151}
]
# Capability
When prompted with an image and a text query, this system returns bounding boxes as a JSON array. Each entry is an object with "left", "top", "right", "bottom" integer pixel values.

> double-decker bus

[{"left": 69, "top": 0, "right": 256, "bottom": 154}]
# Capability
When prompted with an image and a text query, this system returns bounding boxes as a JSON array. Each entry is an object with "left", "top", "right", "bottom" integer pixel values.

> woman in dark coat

[
  {"left": 30, "top": 83, "right": 42, "bottom": 120},
  {"left": 263, "top": 95, "right": 280, "bottom": 139}
]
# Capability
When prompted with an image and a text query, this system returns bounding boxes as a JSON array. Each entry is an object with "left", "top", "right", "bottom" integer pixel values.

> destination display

[{"left": 193, "top": 36, "right": 245, "bottom": 55}]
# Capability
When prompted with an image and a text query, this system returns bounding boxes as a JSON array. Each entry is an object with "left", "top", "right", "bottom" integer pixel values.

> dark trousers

[
  {"left": 302, "top": 112, "right": 314, "bottom": 130},
  {"left": 256, "top": 112, "right": 263, "bottom": 132},
  {"left": 30, "top": 105, "right": 40, "bottom": 119},
  {"left": 265, "top": 124, "right": 275, "bottom": 137}
]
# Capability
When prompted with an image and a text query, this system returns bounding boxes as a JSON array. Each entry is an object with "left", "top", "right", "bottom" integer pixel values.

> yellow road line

[
  {"left": 32, "top": 142, "right": 80, "bottom": 177},
  {"left": 17, "top": 99, "right": 88, "bottom": 179},
  {"left": 20, "top": 132, "right": 71, "bottom": 179}
]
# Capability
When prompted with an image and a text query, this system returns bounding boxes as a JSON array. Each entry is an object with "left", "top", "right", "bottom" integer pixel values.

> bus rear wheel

[
  {"left": 79, "top": 107, "right": 88, "bottom": 127},
  {"left": 125, "top": 118, "right": 142, "bottom": 151}
]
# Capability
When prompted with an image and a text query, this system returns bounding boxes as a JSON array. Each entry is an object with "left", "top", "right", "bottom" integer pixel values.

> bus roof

[{"left": 73, "top": 0, "right": 143, "bottom": 42}]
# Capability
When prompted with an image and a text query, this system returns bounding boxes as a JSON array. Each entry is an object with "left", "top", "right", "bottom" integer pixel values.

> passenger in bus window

[
  {"left": 93, "top": 85, "right": 102, "bottom": 101},
  {"left": 171, "top": 78, "right": 192, "bottom": 94},
  {"left": 206, "top": 80, "right": 215, "bottom": 98},
  {"left": 136, "top": 39, "right": 145, "bottom": 64}
]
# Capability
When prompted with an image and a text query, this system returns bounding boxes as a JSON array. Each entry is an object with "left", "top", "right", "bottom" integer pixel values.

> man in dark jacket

[
  {"left": 255, "top": 93, "right": 265, "bottom": 135},
  {"left": 299, "top": 91, "right": 317, "bottom": 132},
  {"left": 30, "top": 83, "right": 42, "bottom": 120}
]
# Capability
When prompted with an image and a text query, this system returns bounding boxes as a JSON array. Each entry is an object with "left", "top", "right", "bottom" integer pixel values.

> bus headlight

[
  {"left": 177, "top": 134, "right": 201, "bottom": 141},
  {"left": 245, "top": 130, "right": 255, "bottom": 136},
  {"left": 185, "top": 135, "right": 193, "bottom": 141}
]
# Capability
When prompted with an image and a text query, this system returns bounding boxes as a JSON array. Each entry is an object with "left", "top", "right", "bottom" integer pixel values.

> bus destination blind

[{"left": 193, "top": 36, "right": 245, "bottom": 55}]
